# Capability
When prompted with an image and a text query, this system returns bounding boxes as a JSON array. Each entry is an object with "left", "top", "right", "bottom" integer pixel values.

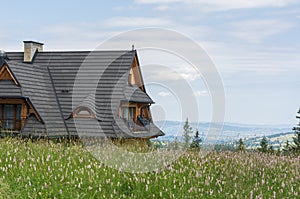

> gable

[
  {"left": 0, "top": 64, "right": 20, "bottom": 86},
  {"left": 24, "top": 98, "right": 44, "bottom": 123},
  {"left": 128, "top": 53, "right": 146, "bottom": 91}
]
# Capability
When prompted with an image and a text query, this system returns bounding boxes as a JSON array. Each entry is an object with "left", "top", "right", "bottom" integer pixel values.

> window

[
  {"left": 73, "top": 107, "right": 94, "bottom": 118},
  {"left": 121, "top": 107, "right": 136, "bottom": 121},
  {"left": 0, "top": 104, "right": 22, "bottom": 131},
  {"left": 0, "top": 105, "right": 2, "bottom": 128}
]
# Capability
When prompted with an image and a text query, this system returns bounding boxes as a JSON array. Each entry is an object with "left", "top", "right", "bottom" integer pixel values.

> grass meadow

[{"left": 0, "top": 138, "right": 299, "bottom": 198}]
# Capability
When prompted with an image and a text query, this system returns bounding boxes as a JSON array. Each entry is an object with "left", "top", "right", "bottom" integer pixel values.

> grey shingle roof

[
  {"left": 124, "top": 85, "right": 154, "bottom": 103},
  {"left": 2, "top": 50, "right": 163, "bottom": 138},
  {"left": 5, "top": 60, "right": 67, "bottom": 136},
  {"left": 0, "top": 80, "right": 22, "bottom": 96},
  {"left": 23, "top": 115, "right": 46, "bottom": 136},
  {"left": 113, "top": 118, "right": 164, "bottom": 138}
]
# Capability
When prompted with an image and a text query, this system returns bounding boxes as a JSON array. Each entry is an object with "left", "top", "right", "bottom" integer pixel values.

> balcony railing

[{"left": 123, "top": 116, "right": 151, "bottom": 132}]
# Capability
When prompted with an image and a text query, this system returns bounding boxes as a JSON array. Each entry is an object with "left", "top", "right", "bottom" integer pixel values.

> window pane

[
  {"left": 4, "top": 105, "right": 14, "bottom": 129},
  {"left": 16, "top": 105, "right": 21, "bottom": 119},
  {"left": 0, "top": 105, "right": 2, "bottom": 128},
  {"left": 122, "top": 107, "right": 129, "bottom": 120},
  {"left": 76, "top": 110, "right": 90, "bottom": 117},
  {"left": 0, "top": 105, "right": 2, "bottom": 120},
  {"left": 16, "top": 105, "right": 22, "bottom": 130},
  {"left": 129, "top": 107, "right": 136, "bottom": 120}
]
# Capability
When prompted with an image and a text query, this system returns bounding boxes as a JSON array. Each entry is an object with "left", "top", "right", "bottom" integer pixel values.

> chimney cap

[{"left": 23, "top": 40, "right": 44, "bottom": 45}]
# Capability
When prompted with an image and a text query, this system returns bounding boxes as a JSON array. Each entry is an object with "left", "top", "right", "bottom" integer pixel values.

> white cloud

[
  {"left": 154, "top": 5, "right": 172, "bottom": 11},
  {"left": 202, "top": 40, "right": 300, "bottom": 75},
  {"left": 135, "top": 0, "right": 299, "bottom": 11},
  {"left": 144, "top": 68, "right": 195, "bottom": 82},
  {"left": 40, "top": 17, "right": 174, "bottom": 50},
  {"left": 31, "top": 20, "right": 300, "bottom": 80},
  {"left": 197, "top": 0, "right": 298, "bottom": 11},
  {"left": 176, "top": 66, "right": 201, "bottom": 81},
  {"left": 105, "top": 17, "right": 171, "bottom": 28},
  {"left": 158, "top": 91, "right": 172, "bottom": 97},
  {"left": 230, "top": 19, "right": 295, "bottom": 43},
  {"left": 136, "top": 0, "right": 180, "bottom": 4},
  {"left": 142, "top": 65, "right": 202, "bottom": 82},
  {"left": 22, "top": 16, "right": 300, "bottom": 80},
  {"left": 194, "top": 90, "right": 209, "bottom": 97}
]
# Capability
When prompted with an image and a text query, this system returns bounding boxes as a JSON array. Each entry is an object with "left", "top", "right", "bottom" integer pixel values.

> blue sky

[{"left": 1, "top": 0, "right": 300, "bottom": 125}]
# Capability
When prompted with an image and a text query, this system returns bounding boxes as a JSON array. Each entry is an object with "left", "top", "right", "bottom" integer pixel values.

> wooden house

[{"left": 0, "top": 41, "right": 164, "bottom": 140}]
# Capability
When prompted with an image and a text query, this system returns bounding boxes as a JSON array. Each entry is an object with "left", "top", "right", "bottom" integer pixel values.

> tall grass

[{"left": 0, "top": 138, "right": 299, "bottom": 198}]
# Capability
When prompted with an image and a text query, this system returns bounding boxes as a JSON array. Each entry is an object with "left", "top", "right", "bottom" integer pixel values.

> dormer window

[{"left": 73, "top": 106, "right": 94, "bottom": 118}]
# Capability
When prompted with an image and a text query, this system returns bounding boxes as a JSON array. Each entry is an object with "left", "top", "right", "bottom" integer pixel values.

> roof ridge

[
  {"left": 7, "top": 60, "right": 48, "bottom": 71},
  {"left": 6, "top": 50, "right": 134, "bottom": 53}
]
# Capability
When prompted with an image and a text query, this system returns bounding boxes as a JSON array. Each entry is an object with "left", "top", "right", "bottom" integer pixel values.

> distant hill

[
  {"left": 153, "top": 120, "right": 293, "bottom": 148},
  {"left": 244, "top": 132, "right": 295, "bottom": 149}
]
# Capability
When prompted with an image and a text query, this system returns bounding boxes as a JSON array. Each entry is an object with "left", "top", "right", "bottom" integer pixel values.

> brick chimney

[{"left": 23, "top": 41, "right": 44, "bottom": 63}]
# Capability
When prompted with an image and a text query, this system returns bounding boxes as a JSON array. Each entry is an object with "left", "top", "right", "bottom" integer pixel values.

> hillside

[
  {"left": 153, "top": 120, "right": 293, "bottom": 148},
  {"left": 244, "top": 132, "right": 295, "bottom": 149},
  {"left": 0, "top": 138, "right": 299, "bottom": 198}
]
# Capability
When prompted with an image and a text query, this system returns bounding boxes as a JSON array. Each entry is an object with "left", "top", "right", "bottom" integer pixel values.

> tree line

[
  {"left": 237, "top": 108, "right": 300, "bottom": 155},
  {"left": 182, "top": 108, "right": 300, "bottom": 155}
]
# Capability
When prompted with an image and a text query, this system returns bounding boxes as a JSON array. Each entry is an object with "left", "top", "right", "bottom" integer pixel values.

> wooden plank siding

[
  {"left": 0, "top": 64, "right": 19, "bottom": 85},
  {"left": 129, "top": 56, "right": 145, "bottom": 91}
]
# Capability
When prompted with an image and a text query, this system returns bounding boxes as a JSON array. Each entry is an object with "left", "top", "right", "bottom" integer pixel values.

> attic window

[{"left": 73, "top": 107, "right": 94, "bottom": 118}]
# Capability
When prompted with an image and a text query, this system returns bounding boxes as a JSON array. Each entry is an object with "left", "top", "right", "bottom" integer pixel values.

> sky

[{"left": 1, "top": 0, "right": 300, "bottom": 125}]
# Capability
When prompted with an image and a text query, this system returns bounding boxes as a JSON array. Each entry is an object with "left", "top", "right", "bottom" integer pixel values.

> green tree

[
  {"left": 259, "top": 136, "right": 268, "bottom": 153},
  {"left": 190, "top": 130, "right": 202, "bottom": 149},
  {"left": 237, "top": 138, "right": 246, "bottom": 151},
  {"left": 268, "top": 145, "right": 274, "bottom": 154},
  {"left": 183, "top": 118, "right": 193, "bottom": 148},
  {"left": 290, "top": 108, "right": 300, "bottom": 153},
  {"left": 283, "top": 140, "right": 290, "bottom": 154}
]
